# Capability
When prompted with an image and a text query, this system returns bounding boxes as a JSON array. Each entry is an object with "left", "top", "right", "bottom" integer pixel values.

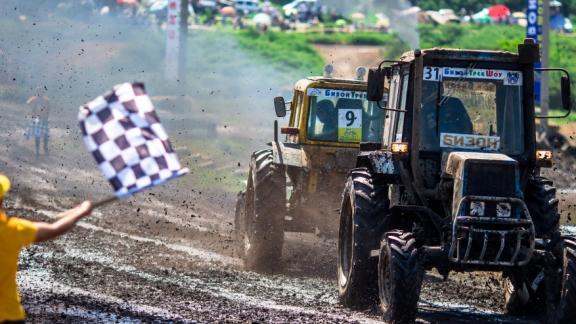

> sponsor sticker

[
  {"left": 308, "top": 88, "right": 367, "bottom": 100},
  {"left": 423, "top": 67, "right": 523, "bottom": 86},
  {"left": 440, "top": 133, "right": 501, "bottom": 151},
  {"left": 338, "top": 109, "right": 362, "bottom": 142}
]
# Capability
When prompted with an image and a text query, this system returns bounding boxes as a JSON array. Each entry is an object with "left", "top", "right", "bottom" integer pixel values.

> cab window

[
  {"left": 419, "top": 67, "right": 524, "bottom": 154},
  {"left": 394, "top": 73, "right": 410, "bottom": 142},
  {"left": 382, "top": 72, "right": 401, "bottom": 148},
  {"left": 306, "top": 88, "right": 384, "bottom": 143},
  {"left": 290, "top": 91, "right": 304, "bottom": 128}
]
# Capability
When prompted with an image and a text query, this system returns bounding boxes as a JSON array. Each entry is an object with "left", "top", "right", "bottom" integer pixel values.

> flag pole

[{"left": 92, "top": 196, "right": 118, "bottom": 209}]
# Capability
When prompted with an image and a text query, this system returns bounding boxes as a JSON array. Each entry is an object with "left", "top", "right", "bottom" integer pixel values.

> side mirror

[
  {"left": 274, "top": 96, "right": 287, "bottom": 118},
  {"left": 561, "top": 75, "right": 571, "bottom": 111},
  {"left": 367, "top": 68, "right": 385, "bottom": 101},
  {"left": 535, "top": 68, "right": 572, "bottom": 119}
]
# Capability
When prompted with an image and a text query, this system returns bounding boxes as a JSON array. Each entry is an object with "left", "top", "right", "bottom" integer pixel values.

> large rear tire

[
  {"left": 557, "top": 237, "right": 576, "bottom": 323},
  {"left": 378, "top": 230, "right": 424, "bottom": 324},
  {"left": 338, "top": 168, "right": 389, "bottom": 309},
  {"left": 525, "top": 176, "right": 560, "bottom": 238},
  {"left": 240, "top": 149, "right": 286, "bottom": 273}
]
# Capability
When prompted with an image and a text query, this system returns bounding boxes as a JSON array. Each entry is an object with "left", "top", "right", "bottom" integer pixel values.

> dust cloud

[
  {"left": 0, "top": 2, "right": 300, "bottom": 201},
  {"left": 321, "top": 0, "right": 419, "bottom": 49}
]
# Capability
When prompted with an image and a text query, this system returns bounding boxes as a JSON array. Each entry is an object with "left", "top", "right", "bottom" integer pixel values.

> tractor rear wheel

[
  {"left": 233, "top": 191, "right": 246, "bottom": 258},
  {"left": 525, "top": 176, "right": 560, "bottom": 238},
  {"left": 378, "top": 230, "right": 424, "bottom": 324},
  {"left": 240, "top": 149, "right": 286, "bottom": 273},
  {"left": 338, "top": 168, "right": 389, "bottom": 309}
]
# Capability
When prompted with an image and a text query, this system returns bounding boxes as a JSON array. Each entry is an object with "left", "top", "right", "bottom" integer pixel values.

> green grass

[
  {"left": 234, "top": 29, "right": 409, "bottom": 74},
  {"left": 175, "top": 137, "right": 250, "bottom": 192},
  {"left": 419, "top": 24, "right": 525, "bottom": 50},
  {"left": 235, "top": 29, "right": 326, "bottom": 75},
  {"left": 304, "top": 31, "right": 398, "bottom": 46}
]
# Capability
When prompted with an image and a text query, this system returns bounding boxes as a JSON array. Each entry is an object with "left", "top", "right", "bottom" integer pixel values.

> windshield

[
  {"left": 306, "top": 87, "right": 384, "bottom": 143},
  {"left": 420, "top": 67, "right": 524, "bottom": 154}
]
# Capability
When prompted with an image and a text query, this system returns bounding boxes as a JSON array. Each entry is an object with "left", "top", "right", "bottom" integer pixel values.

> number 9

[{"left": 346, "top": 111, "right": 356, "bottom": 127}]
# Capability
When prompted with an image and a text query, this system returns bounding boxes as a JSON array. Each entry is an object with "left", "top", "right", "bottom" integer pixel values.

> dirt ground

[{"left": 3, "top": 95, "right": 565, "bottom": 323}]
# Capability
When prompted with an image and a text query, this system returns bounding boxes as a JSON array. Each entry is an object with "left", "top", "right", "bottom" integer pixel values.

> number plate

[{"left": 338, "top": 109, "right": 362, "bottom": 142}]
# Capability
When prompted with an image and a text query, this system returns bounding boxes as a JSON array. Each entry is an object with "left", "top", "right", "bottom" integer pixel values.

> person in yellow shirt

[{"left": 0, "top": 174, "right": 93, "bottom": 323}]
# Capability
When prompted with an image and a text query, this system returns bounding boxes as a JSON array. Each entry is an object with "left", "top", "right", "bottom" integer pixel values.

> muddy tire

[
  {"left": 504, "top": 176, "right": 560, "bottom": 315},
  {"left": 503, "top": 275, "right": 534, "bottom": 315},
  {"left": 233, "top": 191, "right": 246, "bottom": 258},
  {"left": 378, "top": 230, "right": 423, "bottom": 324},
  {"left": 242, "top": 149, "right": 286, "bottom": 273},
  {"left": 338, "top": 168, "right": 389, "bottom": 309},
  {"left": 557, "top": 237, "right": 576, "bottom": 323},
  {"left": 525, "top": 176, "right": 559, "bottom": 238}
]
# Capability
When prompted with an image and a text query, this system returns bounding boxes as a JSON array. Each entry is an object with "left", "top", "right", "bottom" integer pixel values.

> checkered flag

[{"left": 79, "top": 82, "right": 188, "bottom": 198}]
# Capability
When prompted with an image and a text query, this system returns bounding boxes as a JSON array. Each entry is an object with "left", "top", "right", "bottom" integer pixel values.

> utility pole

[
  {"left": 165, "top": 0, "right": 179, "bottom": 81},
  {"left": 178, "top": 0, "right": 189, "bottom": 89},
  {"left": 541, "top": 0, "right": 550, "bottom": 132}
]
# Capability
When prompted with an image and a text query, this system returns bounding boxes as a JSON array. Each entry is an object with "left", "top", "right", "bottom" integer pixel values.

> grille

[{"left": 464, "top": 162, "right": 517, "bottom": 197}]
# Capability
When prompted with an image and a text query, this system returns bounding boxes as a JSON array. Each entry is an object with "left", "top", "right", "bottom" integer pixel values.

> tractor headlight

[
  {"left": 470, "top": 201, "right": 485, "bottom": 217},
  {"left": 497, "top": 202, "right": 512, "bottom": 218},
  {"left": 391, "top": 142, "right": 409, "bottom": 154}
]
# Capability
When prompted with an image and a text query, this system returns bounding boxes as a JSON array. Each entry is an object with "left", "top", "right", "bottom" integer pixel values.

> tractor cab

[{"left": 275, "top": 67, "right": 385, "bottom": 148}]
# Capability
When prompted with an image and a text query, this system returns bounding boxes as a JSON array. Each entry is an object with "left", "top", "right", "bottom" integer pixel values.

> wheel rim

[{"left": 338, "top": 191, "right": 354, "bottom": 287}]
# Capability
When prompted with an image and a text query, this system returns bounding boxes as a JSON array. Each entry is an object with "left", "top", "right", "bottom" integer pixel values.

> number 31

[{"left": 424, "top": 67, "right": 440, "bottom": 81}]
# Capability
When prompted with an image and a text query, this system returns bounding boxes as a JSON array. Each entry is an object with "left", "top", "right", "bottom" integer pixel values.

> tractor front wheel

[
  {"left": 378, "top": 230, "right": 424, "bottom": 323},
  {"left": 338, "top": 168, "right": 389, "bottom": 309},
  {"left": 557, "top": 237, "right": 576, "bottom": 323}
]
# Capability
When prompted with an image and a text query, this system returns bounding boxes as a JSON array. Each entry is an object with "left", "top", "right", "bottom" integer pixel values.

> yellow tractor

[{"left": 235, "top": 66, "right": 385, "bottom": 272}]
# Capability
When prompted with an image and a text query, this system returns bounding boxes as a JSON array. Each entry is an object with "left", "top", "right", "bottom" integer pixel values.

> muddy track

[
  {"left": 8, "top": 188, "right": 535, "bottom": 323},
  {"left": 13, "top": 206, "right": 537, "bottom": 323}
]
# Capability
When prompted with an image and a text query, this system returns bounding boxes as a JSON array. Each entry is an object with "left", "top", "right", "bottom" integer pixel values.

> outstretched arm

[{"left": 34, "top": 201, "right": 93, "bottom": 243}]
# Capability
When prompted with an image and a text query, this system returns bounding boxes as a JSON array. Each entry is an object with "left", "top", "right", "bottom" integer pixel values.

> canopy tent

[{"left": 487, "top": 4, "right": 511, "bottom": 20}]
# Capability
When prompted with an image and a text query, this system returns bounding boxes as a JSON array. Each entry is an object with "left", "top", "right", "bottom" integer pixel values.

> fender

[{"left": 270, "top": 142, "right": 311, "bottom": 170}]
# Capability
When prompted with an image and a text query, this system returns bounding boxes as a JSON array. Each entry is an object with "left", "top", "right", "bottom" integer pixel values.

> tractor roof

[
  {"left": 400, "top": 48, "right": 519, "bottom": 64},
  {"left": 294, "top": 77, "right": 366, "bottom": 92}
]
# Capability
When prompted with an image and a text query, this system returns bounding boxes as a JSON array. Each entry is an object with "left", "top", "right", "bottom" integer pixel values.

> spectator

[{"left": 25, "top": 88, "right": 51, "bottom": 159}]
